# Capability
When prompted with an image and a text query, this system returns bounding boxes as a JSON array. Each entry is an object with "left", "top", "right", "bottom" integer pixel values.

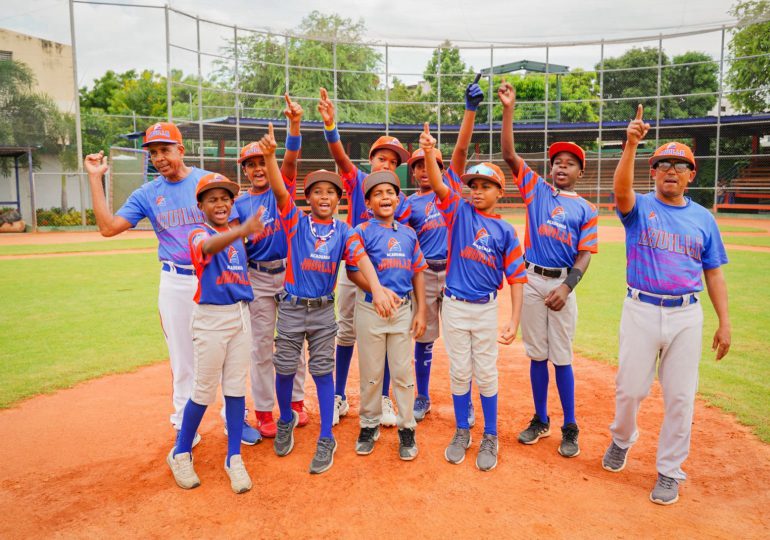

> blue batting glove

[{"left": 465, "top": 83, "right": 484, "bottom": 111}]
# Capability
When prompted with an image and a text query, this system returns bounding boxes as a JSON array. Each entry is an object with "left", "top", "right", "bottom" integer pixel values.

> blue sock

[
  {"left": 224, "top": 395, "right": 244, "bottom": 466},
  {"left": 334, "top": 345, "right": 354, "bottom": 399},
  {"left": 275, "top": 372, "right": 295, "bottom": 423},
  {"left": 452, "top": 390, "right": 471, "bottom": 429},
  {"left": 414, "top": 342, "right": 433, "bottom": 398},
  {"left": 382, "top": 355, "right": 391, "bottom": 398},
  {"left": 312, "top": 373, "right": 335, "bottom": 439},
  {"left": 175, "top": 399, "right": 206, "bottom": 456},
  {"left": 530, "top": 359, "right": 549, "bottom": 422},
  {"left": 554, "top": 364, "right": 576, "bottom": 426},
  {"left": 480, "top": 393, "right": 498, "bottom": 436}
]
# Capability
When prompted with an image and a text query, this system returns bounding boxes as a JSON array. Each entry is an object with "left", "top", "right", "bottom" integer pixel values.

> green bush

[{"left": 36, "top": 207, "right": 96, "bottom": 226}]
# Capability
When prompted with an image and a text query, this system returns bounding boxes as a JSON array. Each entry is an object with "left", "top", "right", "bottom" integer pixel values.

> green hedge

[{"left": 35, "top": 208, "right": 96, "bottom": 226}]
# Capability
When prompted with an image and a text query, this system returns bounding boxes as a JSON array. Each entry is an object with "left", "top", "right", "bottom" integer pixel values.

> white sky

[{"left": 1, "top": 0, "right": 740, "bottom": 89}]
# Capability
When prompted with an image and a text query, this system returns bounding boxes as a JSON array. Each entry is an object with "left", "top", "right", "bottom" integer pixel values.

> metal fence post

[
  {"left": 543, "top": 45, "right": 550, "bottom": 172},
  {"left": 234, "top": 24, "right": 241, "bottom": 184},
  {"left": 437, "top": 45, "right": 442, "bottom": 147},
  {"left": 68, "top": 0, "right": 86, "bottom": 225},
  {"left": 385, "top": 44, "right": 390, "bottom": 136},
  {"left": 597, "top": 40, "right": 605, "bottom": 206},
  {"left": 165, "top": 5, "right": 172, "bottom": 122},
  {"left": 714, "top": 26, "right": 726, "bottom": 211},
  {"left": 655, "top": 34, "right": 663, "bottom": 147},
  {"left": 488, "top": 44, "right": 494, "bottom": 161},
  {"left": 196, "top": 16, "right": 204, "bottom": 168}
]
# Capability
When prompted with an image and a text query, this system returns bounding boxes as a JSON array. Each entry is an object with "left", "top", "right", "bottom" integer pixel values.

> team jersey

[
  {"left": 619, "top": 192, "right": 727, "bottom": 295},
  {"left": 189, "top": 224, "right": 254, "bottom": 305},
  {"left": 117, "top": 167, "right": 239, "bottom": 265},
  {"left": 278, "top": 197, "right": 353, "bottom": 299},
  {"left": 438, "top": 190, "right": 527, "bottom": 301},
  {"left": 346, "top": 219, "right": 427, "bottom": 299},
  {"left": 514, "top": 159, "right": 598, "bottom": 268},
  {"left": 233, "top": 173, "right": 296, "bottom": 263},
  {"left": 340, "top": 166, "right": 411, "bottom": 228}
]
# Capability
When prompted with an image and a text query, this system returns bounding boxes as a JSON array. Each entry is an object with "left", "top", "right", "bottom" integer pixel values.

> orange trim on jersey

[
  {"left": 581, "top": 216, "right": 598, "bottom": 230},
  {"left": 473, "top": 207, "right": 502, "bottom": 219}
]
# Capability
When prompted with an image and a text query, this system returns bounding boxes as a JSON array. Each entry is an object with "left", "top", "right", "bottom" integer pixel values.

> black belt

[
  {"left": 443, "top": 287, "right": 496, "bottom": 304},
  {"left": 627, "top": 288, "right": 698, "bottom": 308},
  {"left": 249, "top": 260, "right": 286, "bottom": 274},
  {"left": 426, "top": 259, "right": 447, "bottom": 272},
  {"left": 525, "top": 261, "right": 568, "bottom": 279},
  {"left": 278, "top": 292, "right": 334, "bottom": 308},
  {"left": 162, "top": 262, "right": 195, "bottom": 276}
]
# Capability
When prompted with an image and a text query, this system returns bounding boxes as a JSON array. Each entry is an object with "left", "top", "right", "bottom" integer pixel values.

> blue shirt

[
  {"left": 340, "top": 166, "right": 412, "bottom": 228},
  {"left": 189, "top": 224, "right": 254, "bottom": 305}
]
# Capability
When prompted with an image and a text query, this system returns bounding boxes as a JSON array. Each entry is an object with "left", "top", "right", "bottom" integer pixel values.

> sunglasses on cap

[
  {"left": 654, "top": 160, "right": 693, "bottom": 173},
  {"left": 468, "top": 164, "right": 499, "bottom": 178}
]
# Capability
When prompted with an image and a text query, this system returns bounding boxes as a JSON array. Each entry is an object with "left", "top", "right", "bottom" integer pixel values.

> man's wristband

[
  {"left": 323, "top": 123, "right": 340, "bottom": 144},
  {"left": 285, "top": 134, "right": 301, "bottom": 152},
  {"left": 563, "top": 267, "right": 584, "bottom": 291}
]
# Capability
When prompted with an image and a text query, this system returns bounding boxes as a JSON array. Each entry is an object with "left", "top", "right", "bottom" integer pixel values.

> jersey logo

[
  {"left": 550, "top": 206, "right": 566, "bottom": 223},
  {"left": 389, "top": 137, "right": 401, "bottom": 145},
  {"left": 387, "top": 237, "right": 402, "bottom": 254},
  {"left": 648, "top": 210, "right": 657, "bottom": 220},
  {"left": 314, "top": 238, "right": 329, "bottom": 254},
  {"left": 227, "top": 246, "right": 240, "bottom": 265},
  {"left": 156, "top": 195, "right": 166, "bottom": 207},
  {"left": 472, "top": 228, "right": 493, "bottom": 253}
]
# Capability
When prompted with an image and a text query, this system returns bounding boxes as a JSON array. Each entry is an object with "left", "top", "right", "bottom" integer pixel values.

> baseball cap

[
  {"left": 363, "top": 170, "right": 401, "bottom": 197},
  {"left": 407, "top": 147, "right": 444, "bottom": 170},
  {"left": 237, "top": 142, "right": 264, "bottom": 164},
  {"left": 461, "top": 162, "right": 506, "bottom": 190},
  {"left": 649, "top": 141, "right": 696, "bottom": 169},
  {"left": 142, "top": 122, "right": 183, "bottom": 147},
  {"left": 195, "top": 173, "right": 240, "bottom": 201},
  {"left": 304, "top": 169, "right": 343, "bottom": 196},
  {"left": 369, "top": 136, "right": 410, "bottom": 166},
  {"left": 548, "top": 142, "right": 585, "bottom": 170}
]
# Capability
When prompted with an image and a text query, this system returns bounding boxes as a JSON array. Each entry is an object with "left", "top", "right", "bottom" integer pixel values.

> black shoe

[
  {"left": 355, "top": 426, "right": 380, "bottom": 455},
  {"left": 558, "top": 423, "right": 580, "bottom": 458},
  {"left": 518, "top": 414, "right": 551, "bottom": 444},
  {"left": 398, "top": 428, "right": 418, "bottom": 461}
]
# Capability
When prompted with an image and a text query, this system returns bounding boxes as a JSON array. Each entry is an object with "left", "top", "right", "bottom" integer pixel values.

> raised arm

[
  {"left": 615, "top": 104, "right": 649, "bottom": 215},
  {"left": 704, "top": 266, "right": 731, "bottom": 361},
  {"left": 421, "top": 123, "right": 450, "bottom": 201},
  {"left": 202, "top": 208, "right": 264, "bottom": 255},
  {"left": 280, "top": 93, "right": 303, "bottom": 181},
  {"left": 84, "top": 151, "right": 133, "bottom": 237},
  {"left": 451, "top": 74, "right": 483, "bottom": 174},
  {"left": 499, "top": 80, "right": 522, "bottom": 176},
  {"left": 318, "top": 87, "right": 355, "bottom": 176},
  {"left": 260, "top": 122, "right": 290, "bottom": 209}
]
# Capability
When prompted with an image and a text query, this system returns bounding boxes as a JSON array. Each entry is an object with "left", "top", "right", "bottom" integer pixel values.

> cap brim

[
  {"left": 461, "top": 173, "right": 503, "bottom": 188},
  {"left": 372, "top": 144, "right": 410, "bottom": 165},
  {"left": 408, "top": 155, "right": 444, "bottom": 169},
  {"left": 649, "top": 154, "right": 696, "bottom": 168},
  {"left": 305, "top": 172, "right": 343, "bottom": 194},
  {"left": 548, "top": 142, "right": 585, "bottom": 168},
  {"left": 141, "top": 138, "right": 180, "bottom": 148},
  {"left": 198, "top": 181, "right": 240, "bottom": 199}
]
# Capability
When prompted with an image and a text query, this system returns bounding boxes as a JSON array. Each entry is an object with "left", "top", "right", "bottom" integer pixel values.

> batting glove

[{"left": 465, "top": 83, "right": 484, "bottom": 111}]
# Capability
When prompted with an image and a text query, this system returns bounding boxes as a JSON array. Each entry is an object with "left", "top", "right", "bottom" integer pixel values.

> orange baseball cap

[
  {"left": 649, "top": 141, "right": 696, "bottom": 169},
  {"left": 548, "top": 142, "right": 586, "bottom": 170},
  {"left": 369, "top": 136, "right": 410, "bottom": 165},
  {"left": 142, "top": 122, "right": 183, "bottom": 147},
  {"left": 407, "top": 147, "right": 444, "bottom": 170},
  {"left": 195, "top": 173, "right": 240, "bottom": 201},
  {"left": 237, "top": 142, "right": 264, "bottom": 164},
  {"left": 461, "top": 162, "right": 506, "bottom": 190}
]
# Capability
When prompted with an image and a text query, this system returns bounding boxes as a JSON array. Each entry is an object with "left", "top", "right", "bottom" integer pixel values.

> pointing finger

[
  {"left": 284, "top": 93, "right": 292, "bottom": 107},
  {"left": 320, "top": 87, "right": 328, "bottom": 100},
  {"left": 473, "top": 72, "right": 481, "bottom": 85},
  {"left": 268, "top": 122, "right": 274, "bottom": 138},
  {"left": 635, "top": 104, "right": 644, "bottom": 121},
  {"left": 423, "top": 122, "right": 430, "bottom": 134}
]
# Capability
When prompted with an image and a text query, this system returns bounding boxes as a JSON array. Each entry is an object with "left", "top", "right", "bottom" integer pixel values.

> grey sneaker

[
  {"left": 650, "top": 473, "right": 680, "bottom": 505},
  {"left": 558, "top": 423, "right": 580, "bottom": 458},
  {"left": 476, "top": 433, "right": 499, "bottom": 471},
  {"left": 518, "top": 414, "right": 551, "bottom": 444},
  {"left": 309, "top": 437, "right": 337, "bottom": 474},
  {"left": 274, "top": 410, "right": 299, "bottom": 457},
  {"left": 356, "top": 426, "right": 380, "bottom": 455},
  {"left": 468, "top": 400, "right": 476, "bottom": 428},
  {"left": 398, "top": 428, "right": 418, "bottom": 461},
  {"left": 602, "top": 441, "right": 630, "bottom": 472},
  {"left": 224, "top": 454, "right": 252, "bottom": 494},
  {"left": 414, "top": 395, "right": 431, "bottom": 422},
  {"left": 444, "top": 428, "right": 472, "bottom": 464},
  {"left": 167, "top": 448, "right": 200, "bottom": 489}
]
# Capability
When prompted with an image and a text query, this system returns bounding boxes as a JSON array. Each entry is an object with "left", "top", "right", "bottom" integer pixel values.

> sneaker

[
  {"left": 224, "top": 420, "right": 263, "bottom": 446},
  {"left": 602, "top": 441, "right": 630, "bottom": 472},
  {"left": 468, "top": 400, "right": 476, "bottom": 428},
  {"left": 650, "top": 473, "right": 680, "bottom": 505},
  {"left": 476, "top": 433, "right": 499, "bottom": 471},
  {"left": 414, "top": 395, "right": 431, "bottom": 422},
  {"left": 380, "top": 396, "right": 397, "bottom": 427},
  {"left": 355, "top": 426, "right": 380, "bottom": 455},
  {"left": 558, "top": 423, "right": 580, "bottom": 458},
  {"left": 444, "top": 428, "right": 472, "bottom": 464},
  {"left": 254, "top": 410, "right": 277, "bottom": 438},
  {"left": 333, "top": 395, "right": 349, "bottom": 426},
  {"left": 398, "top": 428, "right": 418, "bottom": 461},
  {"left": 274, "top": 410, "right": 299, "bottom": 457},
  {"left": 292, "top": 400, "right": 310, "bottom": 427},
  {"left": 174, "top": 430, "right": 202, "bottom": 450},
  {"left": 167, "top": 448, "right": 200, "bottom": 489},
  {"left": 224, "top": 454, "right": 252, "bottom": 494},
  {"left": 518, "top": 414, "right": 551, "bottom": 444},
  {"left": 309, "top": 437, "right": 337, "bottom": 474}
]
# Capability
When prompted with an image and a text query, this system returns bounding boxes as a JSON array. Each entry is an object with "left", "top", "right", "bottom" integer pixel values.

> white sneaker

[
  {"left": 167, "top": 448, "right": 200, "bottom": 489},
  {"left": 333, "top": 395, "right": 349, "bottom": 426},
  {"left": 380, "top": 396, "right": 397, "bottom": 427},
  {"left": 224, "top": 454, "right": 252, "bottom": 494}
]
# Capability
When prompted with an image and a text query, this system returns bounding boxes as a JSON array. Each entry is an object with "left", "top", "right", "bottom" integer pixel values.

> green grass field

[
  {"left": 722, "top": 235, "right": 770, "bottom": 248},
  {"left": 0, "top": 238, "right": 157, "bottom": 256},
  {"left": 718, "top": 225, "right": 765, "bottom": 233}
]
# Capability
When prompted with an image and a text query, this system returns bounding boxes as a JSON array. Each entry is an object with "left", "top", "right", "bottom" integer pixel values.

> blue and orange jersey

[
  {"left": 340, "top": 166, "right": 411, "bottom": 228},
  {"left": 117, "top": 167, "right": 241, "bottom": 265},
  {"left": 619, "top": 192, "right": 727, "bottom": 295},
  {"left": 513, "top": 159, "right": 598, "bottom": 268},
  {"left": 437, "top": 190, "right": 527, "bottom": 301},
  {"left": 278, "top": 197, "right": 352, "bottom": 298},
  {"left": 233, "top": 173, "right": 297, "bottom": 263},
  {"left": 346, "top": 219, "right": 427, "bottom": 299},
  {"left": 189, "top": 224, "right": 254, "bottom": 305}
]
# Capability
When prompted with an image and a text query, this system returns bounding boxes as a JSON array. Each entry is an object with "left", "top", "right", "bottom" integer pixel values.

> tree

[
  {"left": 664, "top": 51, "right": 718, "bottom": 118},
  {"left": 388, "top": 78, "right": 429, "bottom": 125},
  {"left": 422, "top": 41, "right": 475, "bottom": 125},
  {"left": 726, "top": 0, "right": 770, "bottom": 112}
]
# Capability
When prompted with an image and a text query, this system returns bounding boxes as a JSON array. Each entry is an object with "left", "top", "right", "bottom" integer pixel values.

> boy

[
  {"left": 421, "top": 123, "right": 526, "bottom": 471},
  {"left": 234, "top": 94, "right": 310, "bottom": 438},
  {"left": 167, "top": 173, "right": 263, "bottom": 494},
  {"left": 318, "top": 87, "right": 412, "bottom": 427},
  {"left": 345, "top": 170, "right": 427, "bottom": 460},
  {"left": 498, "top": 81, "right": 598, "bottom": 458}
]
